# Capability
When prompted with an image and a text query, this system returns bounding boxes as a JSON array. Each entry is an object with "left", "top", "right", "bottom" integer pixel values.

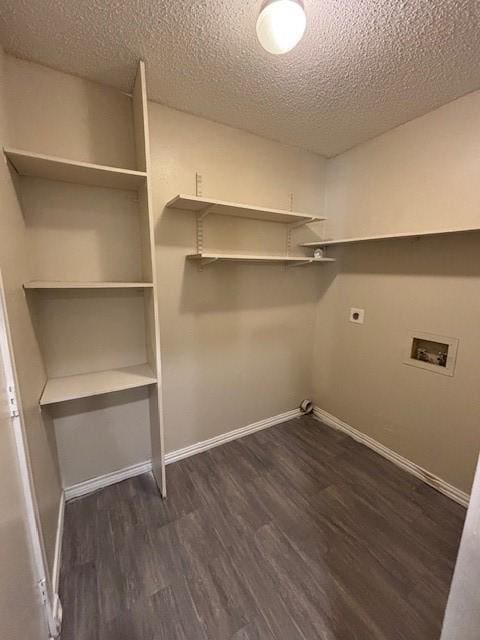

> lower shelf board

[
  {"left": 187, "top": 253, "right": 335, "bottom": 266},
  {"left": 24, "top": 281, "right": 154, "bottom": 289},
  {"left": 40, "top": 364, "right": 157, "bottom": 406}
]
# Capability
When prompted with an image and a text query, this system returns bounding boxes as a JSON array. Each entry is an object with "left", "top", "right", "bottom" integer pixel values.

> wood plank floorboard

[{"left": 59, "top": 416, "right": 466, "bottom": 640}]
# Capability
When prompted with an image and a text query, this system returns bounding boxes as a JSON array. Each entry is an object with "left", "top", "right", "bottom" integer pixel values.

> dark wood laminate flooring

[{"left": 59, "top": 416, "right": 465, "bottom": 640}]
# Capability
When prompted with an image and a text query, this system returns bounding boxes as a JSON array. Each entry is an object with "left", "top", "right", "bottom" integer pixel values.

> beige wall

[
  {"left": 150, "top": 103, "right": 327, "bottom": 453},
  {"left": 4, "top": 55, "right": 136, "bottom": 170},
  {"left": 50, "top": 387, "right": 151, "bottom": 487},
  {"left": 314, "top": 90, "right": 480, "bottom": 493},
  {"left": 323, "top": 89, "right": 480, "bottom": 240},
  {"left": 0, "top": 50, "right": 62, "bottom": 576}
]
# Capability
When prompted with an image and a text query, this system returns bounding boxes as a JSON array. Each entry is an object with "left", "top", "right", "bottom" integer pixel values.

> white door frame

[{"left": 0, "top": 271, "right": 61, "bottom": 638}]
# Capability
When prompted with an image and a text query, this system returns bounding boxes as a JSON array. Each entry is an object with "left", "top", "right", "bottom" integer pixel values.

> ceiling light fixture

[{"left": 256, "top": 0, "right": 306, "bottom": 55}]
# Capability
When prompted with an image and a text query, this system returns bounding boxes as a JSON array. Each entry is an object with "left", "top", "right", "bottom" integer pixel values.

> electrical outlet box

[{"left": 349, "top": 307, "right": 365, "bottom": 324}]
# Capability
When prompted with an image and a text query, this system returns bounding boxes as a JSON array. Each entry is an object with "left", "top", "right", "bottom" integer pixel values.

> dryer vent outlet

[{"left": 299, "top": 399, "right": 313, "bottom": 414}]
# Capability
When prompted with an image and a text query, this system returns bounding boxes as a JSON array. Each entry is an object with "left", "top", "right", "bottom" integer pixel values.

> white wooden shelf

[
  {"left": 40, "top": 363, "right": 157, "bottom": 406},
  {"left": 301, "top": 226, "right": 480, "bottom": 247},
  {"left": 167, "top": 194, "right": 325, "bottom": 224},
  {"left": 187, "top": 252, "right": 335, "bottom": 266},
  {"left": 4, "top": 147, "right": 147, "bottom": 191},
  {"left": 24, "top": 281, "right": 154, "bottom": 290}
]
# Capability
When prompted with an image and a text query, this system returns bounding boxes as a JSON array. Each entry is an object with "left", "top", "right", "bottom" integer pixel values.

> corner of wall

[{"left": 0, "top": 47, "right": 63, "bottom": 577}]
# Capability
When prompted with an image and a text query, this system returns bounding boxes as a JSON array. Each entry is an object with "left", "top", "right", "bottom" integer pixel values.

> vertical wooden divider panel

[{"left": 132, "top": 61, "right": 166, "bottom": 497}]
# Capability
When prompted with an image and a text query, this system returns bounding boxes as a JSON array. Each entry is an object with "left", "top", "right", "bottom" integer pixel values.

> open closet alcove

[{"left": 4, "top": 62, "right": 166, "bottom": 496}]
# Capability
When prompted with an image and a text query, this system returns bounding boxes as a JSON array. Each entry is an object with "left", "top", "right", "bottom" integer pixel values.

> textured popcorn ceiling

[{"left": 1, "top": 0, "right": 480, "bottom": 156}]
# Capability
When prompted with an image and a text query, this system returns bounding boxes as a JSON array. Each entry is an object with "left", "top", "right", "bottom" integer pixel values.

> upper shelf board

[
  {"left": 4, "top": 147, "right": 147, "bottom": 191},
  {"left": 24, "top": 281, "right": 154, "bottom": 290},
  {"left": 187, "top": 252, "right": 335, "bottom": 266},
  {"left": 167, "top": 194, "right": 325, "bottom": 224},
  {"left": 301, "top": 226, "right": 480, "bottom": 247},
  {"left": 40, "top": 363, "right": 157, "bottom": 406}
]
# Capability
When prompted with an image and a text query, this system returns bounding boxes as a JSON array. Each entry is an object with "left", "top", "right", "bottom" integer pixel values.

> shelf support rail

[
  {"left": 286, "top": 216, "right": 318, "bottom": 257},
  {"left": 196, "top": 206, "right": 219, "bottom": 270},
  {"left": 196, "top": 205, "right": 216, "bottom": 254},
  {"left": 196, "top": 215, "right": 204, "bottom": 254}
]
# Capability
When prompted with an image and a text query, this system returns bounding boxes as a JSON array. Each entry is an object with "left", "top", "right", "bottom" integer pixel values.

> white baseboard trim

[
  {"left": 313, "top": 406, "right": 469, "bottom": 507},
  {"left": 64, "top": 408, "right": 301, "bottom": 501},
  {"left": 164, "top": 408, "right": 301, "bottom": 465},
  {"left": 64, "top": 460, "right": 153, "bottom": 501},
  {"left": 52, "top": 492, "right": 64, "bottom": 593}
]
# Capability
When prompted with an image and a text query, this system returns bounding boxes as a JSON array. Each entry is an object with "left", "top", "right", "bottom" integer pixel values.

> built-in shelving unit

[
  {"left": 187, "top": 252, "right": 335, "bottom": 267},
  {"left": 301, "top": 225, "right": 480, "bottom": 247},
  {"left": 167, "top": 194, "right": 325, "bottom": 224},
  {"left": 24, "top": 281, "right": 154, "bottom": 289},
  {"left": 4, "top": 147, "right": 147, "bottom": 190},
  {"left": 40, "top": 364, "right": 157, "bottom": 406},
  {"left": 5, "top": 61, "right": 166, "bottom": 497}
]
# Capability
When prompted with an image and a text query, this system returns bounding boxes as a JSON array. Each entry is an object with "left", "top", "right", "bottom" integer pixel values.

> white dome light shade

[{"left": 256, "top": 0, "right": 306, "bottom": 55}]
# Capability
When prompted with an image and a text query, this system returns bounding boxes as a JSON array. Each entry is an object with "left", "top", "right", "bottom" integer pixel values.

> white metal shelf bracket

[
  {"left": 287, "top": 259, "right": 314, "bottom": 268},
  {"left": 198, "top": 205, "right": 215, "bottom": 220},
  {"left": 288, "top": 217, "right": 317, "bottom": 230},
  {"left": 200, "top": 257, "right": 219, "bottom": 268}
]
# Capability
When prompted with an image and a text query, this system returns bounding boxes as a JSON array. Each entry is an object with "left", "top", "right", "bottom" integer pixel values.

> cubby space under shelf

[
  {"left": 30, "top": 289, "right": 149, "bottom": 380},
  {"left": 20, "top": 178, "right": 146, "bottom": 283}
]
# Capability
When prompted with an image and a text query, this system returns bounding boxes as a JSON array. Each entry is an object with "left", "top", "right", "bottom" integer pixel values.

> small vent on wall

[{"left": 404, "top": 331, "right": 459, "bottom": 377}]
